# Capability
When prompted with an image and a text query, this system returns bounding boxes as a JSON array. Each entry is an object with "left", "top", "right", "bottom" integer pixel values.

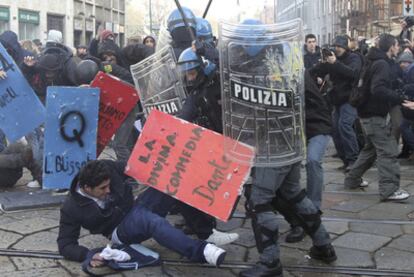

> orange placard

[{"left": 125, "top": 110, "right": 255, "bottom": 222}]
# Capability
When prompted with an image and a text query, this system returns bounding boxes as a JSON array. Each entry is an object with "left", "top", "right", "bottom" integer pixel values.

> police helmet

[
  {"left": 196, "top": 17, "right": 213, "bottom": 43},
  {"left": 167, "top": 7, "right": 197, "bottom": 33},
  {"left": 239, "top": 19, "right": 265, "bottom": 57},
  {"left": 177, "top": 47, "right": 205, "bottom": 89}
]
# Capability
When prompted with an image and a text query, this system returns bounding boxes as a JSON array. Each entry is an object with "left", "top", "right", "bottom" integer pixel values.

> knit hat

[
  {"left": 333, "top": 35, "right": 349, "bottom": 50},
  {"left": 101, "top": 30, "right": 115, "bottom": 41},
  {"left": 397, "top": 51, "right": 414, "bottom": 63}
]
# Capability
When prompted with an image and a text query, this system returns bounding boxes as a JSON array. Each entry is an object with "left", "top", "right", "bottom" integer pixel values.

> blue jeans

[
  {"left": 137, "top": 187, "right": 215, "bottom": 239},
  {"left": 401, "top": 118, "right": 414, "bottom": 151},
  {"left": 306, "top": 135, "right": 331, "bottom": 209},
  {"left": 332, "top": 103, "right": 359, "bottom": 165},
  {"left": 115, "top": 204, "right": 207, "bottom": 262}
]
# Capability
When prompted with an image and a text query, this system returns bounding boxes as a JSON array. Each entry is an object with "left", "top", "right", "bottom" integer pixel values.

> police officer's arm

[
  {"left": 57, "top": 208, "right": 89, "bottom": 262},
  {"left": 370, "top": 60, "right": 403, "bottom": 105},
  {"left": 329, "top": 54, "right": 361, "bottom": 81}
]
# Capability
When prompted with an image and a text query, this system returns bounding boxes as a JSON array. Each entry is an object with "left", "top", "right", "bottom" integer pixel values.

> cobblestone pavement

[{"left": 0, "top": 150, "right": 414, "bottom": 276}]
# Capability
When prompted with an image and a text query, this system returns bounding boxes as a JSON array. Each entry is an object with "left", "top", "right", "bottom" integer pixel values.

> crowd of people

[{"left": 1, "top": 6, "right": 414, "bottom": 277}]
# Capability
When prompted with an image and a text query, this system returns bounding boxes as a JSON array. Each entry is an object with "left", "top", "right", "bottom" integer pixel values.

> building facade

[
  {"left": 0, "top": 0, "right": 125, "bottom": 48},
  {"left": 277, "top": 0, "right": 404, "bottom": 45}
]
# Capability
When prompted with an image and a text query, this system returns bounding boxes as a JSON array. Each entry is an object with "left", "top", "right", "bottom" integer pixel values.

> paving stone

[
  {"left": 0, "top": 256, "right": 16, "bottom": 273},
  {"left": 123, "top": 266, "right": 165, "bottom": 276},
  {"left": 0, "top": 229, "right": 23, "bottom": 248},
  {"left": 0, "top": 267, "right": 71, "bottom": 277},
  {"left": 330, "top": 247, "right": 374, "bottom": 268},
  {"left": 10, "top": 257, "right": 58, "bottom": 271},
  {"left": 322, "top": 221, "right": 348, "bottom": 235},
  {"left": 221, "top": 244, "right": 247, "bottom": 262},
  {"left": 387, "top": 234, "right": 414, "bottom": 252},
  {"left": 246, "top": 247, "right": 259, "bottom": 263},
  {"left": 58, "top": 259, "right": 88, "bottom": 276},
  {"left": 358, "top": 202, "right": 414, "bottom": 221},
  {"left": 164, "top": 265, "right": 236, "bottom": 276},
  {"left": 349, "top": 222, "right": 403, "bottom": 238},
  {"left": 322, "top": 209, "right": 360, "bottom": 220},
  {"left": 13, "top": 231, "right": 58, "bottom": 252},
  {"left": 7, "top": 209, "right": 61, "bottom": 221},
  {"left": 233, "top": 228, "right": 256, "bottom": 248},
  {"left": 280, "top": 234, "right": 313, "bottom": 251},
  {"left": 291, "top": 273, "right": 355, "bottom": 277},
  {"left": 216, "top": 218, "right": 244, "bottom": 232},
  {"left": 0, "top": 215, "right": 19, "bottom": 225},
  {"left": 330, "top": 200, "right": 375, "bottom": 213},
  {"left": 402, "top": 224, "right": 414, "bottom": 234},
  {"left": 332, "top": 232, "right": 391, "bottom": 252},
  {"left": 280, "top": 245, "right": 309, "bottom": 266},
  {"left": 375, "top": 247, "right": 414, "bottom": 271},
  {"left": 0, "top": 217, "right": 58, "bottom": 235}
]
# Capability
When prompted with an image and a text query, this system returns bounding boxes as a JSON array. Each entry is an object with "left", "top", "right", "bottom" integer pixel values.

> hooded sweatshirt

[{"left": 357, "top": 47, "right": 403, "bottom": 118}]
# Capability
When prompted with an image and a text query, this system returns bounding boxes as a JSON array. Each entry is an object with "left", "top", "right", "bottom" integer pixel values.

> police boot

[
  {"left": 239, "top": 260, "right": 283, "bottom": 277},
  {"left": 285, "top": 226, "right": 305, "bottom": 243},
  {"left": 310, "top": 243, "right": 337, "bottom": 263}
]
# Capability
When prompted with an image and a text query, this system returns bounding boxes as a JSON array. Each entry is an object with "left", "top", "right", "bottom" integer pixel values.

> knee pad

[{"left": 272, "top": 189, "right": 322, "bottom": 236}]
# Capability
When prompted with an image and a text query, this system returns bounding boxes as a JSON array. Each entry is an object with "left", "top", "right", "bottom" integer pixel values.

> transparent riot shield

[
  {"left": 131, "top": 45, "right": 187, "bottom": 116},
  {"left": 219, "top": 19, "right": 305, "bottom": 167}
]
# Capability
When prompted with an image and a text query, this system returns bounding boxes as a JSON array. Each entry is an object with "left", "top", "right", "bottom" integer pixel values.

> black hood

[
  {"left": 97, "top": 40, "right": 126, "bottom": 67},
  {"left": 0, "top": 31, "right": 32, "bottom": 64},
  {"left": 366, "top": 47, "right": 389, "bottom": 62}
]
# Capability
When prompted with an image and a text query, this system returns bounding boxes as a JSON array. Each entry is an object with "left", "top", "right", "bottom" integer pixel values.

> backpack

[{"left": 349, "top": 61, "right": 372, "bottom": 108}]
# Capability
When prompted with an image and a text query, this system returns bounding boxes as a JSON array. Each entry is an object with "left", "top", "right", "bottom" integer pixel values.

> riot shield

[
  {"left": 130, "top": 45, "right": 187, "bottom": 116},
  {"left": 219, "top": 19, "right": 305, "bottom": 167}
]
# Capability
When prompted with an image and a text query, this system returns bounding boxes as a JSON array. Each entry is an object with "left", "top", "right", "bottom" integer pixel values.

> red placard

[
  {"left": 125, "top": 110, "right": 255, "bottom": 222},
  {"left": 91, "top": 72, "right": 140, "bottom": 156}
]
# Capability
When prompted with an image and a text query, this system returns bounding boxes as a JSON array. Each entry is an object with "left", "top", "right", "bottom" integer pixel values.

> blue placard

[
  {"left": 43, "top": 86, "right": 100, "bottom": 189},
  {"left": 0, "top": 44, "right": 46, "bottom": 142}
]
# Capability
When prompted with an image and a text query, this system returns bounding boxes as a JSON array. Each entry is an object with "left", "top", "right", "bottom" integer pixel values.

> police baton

[
  {"left": 202, "top": 0, "right": 213, "bottom": 18},
  {"left": 173, "top": 0, "right": 196, "bottom": 41}
]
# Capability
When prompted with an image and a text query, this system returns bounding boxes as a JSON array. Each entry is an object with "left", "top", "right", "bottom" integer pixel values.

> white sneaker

[
  {"left": 27, "top": 180, "right": 41, "bottom": 188},
  {"left": 206, "top": 229, "right": 239, "bottom": 246},
  {"left": 385, "top": 189, "right": 410, "bottom": 201},
  {"left": 203, "top": 243, "right": 226, "bottom": 267},
  {"left": 360, "top": 180, "right": 369, "bottom": 188}
]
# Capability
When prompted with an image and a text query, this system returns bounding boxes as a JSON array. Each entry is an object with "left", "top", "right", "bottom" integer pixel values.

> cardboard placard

[
  {"left": 125, "top": 110, "right": 255, "bottom": 221},
  {"left": 0, "top": 44, "right": 45, "bottom": 142},
  {"left": 43, "top": 87, "right": 100, "bottom": 189},
  {"left": 91, "top": 72, "right": 139, "bottom": 156}
]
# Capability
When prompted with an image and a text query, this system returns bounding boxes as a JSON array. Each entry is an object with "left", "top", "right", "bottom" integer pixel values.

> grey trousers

[
  {"left": 247, "top": 162, "right": 331, "bottom": 264},
  {"left": 344, "top": 116, "right": 400, "bottom": 200}
]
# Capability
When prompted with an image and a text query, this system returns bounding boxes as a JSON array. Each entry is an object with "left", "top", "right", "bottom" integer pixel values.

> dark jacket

[
  {"left": 57, "top": 160, "right": 134, "bottom": 262},
  {"left": 0, "top": 31, "right": 32, "bottom": 67},
  {"left": 357, "top": 47, "right": 403, "bottom": 118},
  {"left": 311, "top": 50, "right": 362, "bottom": 106},
  {"left": 304, "top": 70, "right": 332, "bottom": 139},
  {"left": 122, "top": 43, "right": 154, "bottom": 68},
  {"left": 303, "top": 45, "right": 321, "bottom": 69}
]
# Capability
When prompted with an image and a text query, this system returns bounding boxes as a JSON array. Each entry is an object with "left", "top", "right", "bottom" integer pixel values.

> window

[
  {"left": 47, "top": 14, "right": 65, "bottom": 40},
  {"left": 0, "top": 21, "right": 9, "bottom": 34},
  {"left": 19, "top": 23, "right": 37, "bottom": 40}
]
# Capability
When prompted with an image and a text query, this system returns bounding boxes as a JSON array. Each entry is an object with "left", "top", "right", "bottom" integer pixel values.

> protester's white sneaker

[
  {"left": 27, "top": 180, "right": 41, "bottom": 188},
  {"left": 203, "top": 243, "right": 226, "bottom": 267},
  {"left": 206, "top": 229, "right": 239, "bottom": 246},
  {"left": 385, "top": 189, "right": 410, "bottom": 201},
  {"left": 360, "top": 180, "right": 369, "bottom": 188}
]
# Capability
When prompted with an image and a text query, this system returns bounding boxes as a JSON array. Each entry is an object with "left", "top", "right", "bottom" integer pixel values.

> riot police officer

[{"left": 218, "top": 19, "right": 337, "bottom": 277}]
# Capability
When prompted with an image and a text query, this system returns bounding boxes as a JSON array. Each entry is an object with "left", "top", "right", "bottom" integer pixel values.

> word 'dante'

[{"left": 125, "top": 110, "right": 254, "bottom": 221}]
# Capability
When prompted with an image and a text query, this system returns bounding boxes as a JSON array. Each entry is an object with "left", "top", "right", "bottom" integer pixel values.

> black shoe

[
  {"left": 239, "top": 260, "right": 283, "bottom": 277},
  {"left": 285, "top": 226, "right": 305, "bottom": 243},
  {"left": 309, "top": 244, "right": 337, "bottom": 263}
]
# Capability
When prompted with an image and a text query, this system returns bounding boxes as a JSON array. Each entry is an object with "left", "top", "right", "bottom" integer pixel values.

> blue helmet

[
  {"left": 196, "top": 17, "right": 213, "bottom": 43},
  {"left": 239, "top": 19, "right": 265, "bottom": 57},
  {"left": 177, "top": 47, "right": 206, "bottom": 89},
  {"left": 167, "top": 7, "right": 197, "bottom": 33}
]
